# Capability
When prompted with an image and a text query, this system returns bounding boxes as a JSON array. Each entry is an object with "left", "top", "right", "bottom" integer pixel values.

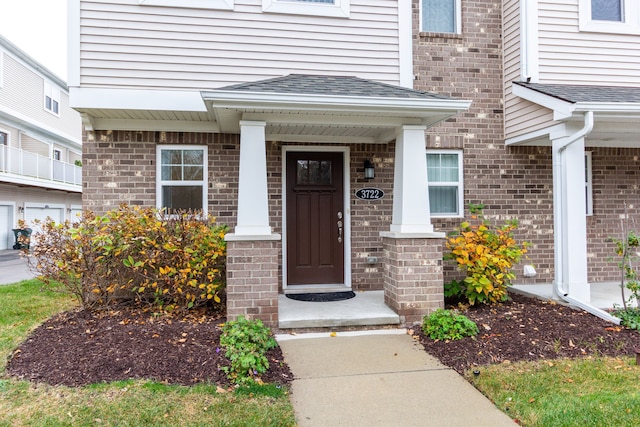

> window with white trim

[
  {"left": 44, "top": 81, "right": 60, "bottom": 115},
  {"left": 585, "top": 152, "right": 593, "bottom": 216},
  {"left": 53, "top": 149, "right": 62, "bottom": 161},
  {"left": 138, "top": 0, "right": 234, "bottom": 9},
  {"left": 421, "top": 0, "right": 461, "bottom": 33},
  {"left": 0, "top": 132, "right": 7, "bottom": 146},
  {"left": 157, "top": 145, "right": 208, "bottom": 213},
  {"left": 580, "top": 0, "right": 640, "bottom": 34},
  {"left": 427, "top": 150, "right": 463, "bottom": 217},
  {"left": 262, "top": 0, "right": 349, "bottom": 18}
]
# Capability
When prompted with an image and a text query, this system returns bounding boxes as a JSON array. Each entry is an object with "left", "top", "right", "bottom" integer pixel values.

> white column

[
  {"left": 552, "top": 131, "right": 590, "bottom": 302},
  {"left": 389, "top": 125, "right": 433, "bottom": 234},
  {"left": 233, "top": 120, "right": 272, "bottom": 236}
]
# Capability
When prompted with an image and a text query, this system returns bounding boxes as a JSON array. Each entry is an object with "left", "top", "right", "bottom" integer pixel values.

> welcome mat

[{"left": 286, "top": 291, "right": 356, "bottom": 302}]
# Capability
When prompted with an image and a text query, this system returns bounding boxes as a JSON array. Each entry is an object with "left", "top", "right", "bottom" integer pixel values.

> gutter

[{"left": 552, "top": 111, "right": 621, "bottom": 324}]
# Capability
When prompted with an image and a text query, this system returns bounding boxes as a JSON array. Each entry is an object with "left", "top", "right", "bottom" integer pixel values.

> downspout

[{"left": 552, "top": 111, "right": 621, "bottom": 324}]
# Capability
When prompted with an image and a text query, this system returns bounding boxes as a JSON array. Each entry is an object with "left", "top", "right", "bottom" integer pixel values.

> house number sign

[{"left": 355, "top": 187, "right": 384, "bottom": 200}]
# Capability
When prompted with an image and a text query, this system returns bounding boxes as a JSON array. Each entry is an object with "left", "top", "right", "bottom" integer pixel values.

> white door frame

[
  {"left": 0, "top": 201, "right": 16, "bottom": 250},
  {"left": 281, "top": 145, "right": 351, "bottom": 291}
]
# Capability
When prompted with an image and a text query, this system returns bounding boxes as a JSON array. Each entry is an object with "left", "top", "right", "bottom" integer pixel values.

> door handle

[{"left": 337, "top": 211, "right": 343, "bottom": 243}]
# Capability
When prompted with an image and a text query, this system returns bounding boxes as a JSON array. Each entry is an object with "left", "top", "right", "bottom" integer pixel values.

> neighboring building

[
  {"left": 69, "top": 0, "right": 640, "bottom": 326},
  {"left": 0, "top": 35, "right": 83, "bottom": 250}
]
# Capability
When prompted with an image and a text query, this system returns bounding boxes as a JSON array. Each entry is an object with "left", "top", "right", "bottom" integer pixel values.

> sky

[{"left": 1, "top": 1, "right": 68, "bottom": 80}]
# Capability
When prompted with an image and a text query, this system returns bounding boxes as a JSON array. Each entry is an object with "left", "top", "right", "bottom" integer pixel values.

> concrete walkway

[
  {"left": 0, "top": 250, "right": 35, "bottom": 285},
  {"left": 277, "top": 330, "right": 515, "bottom": 427}
]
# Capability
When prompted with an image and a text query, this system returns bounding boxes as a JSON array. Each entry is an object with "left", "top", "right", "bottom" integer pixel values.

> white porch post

[
  {"left": 389, "top": 125, "right": 433, "bottom": 234},
  {"left": 233, "top": 120, "right": 272, "bottom": 236},
  {"left": 552, "top": 127, "right": 590, "bottom": 302}
]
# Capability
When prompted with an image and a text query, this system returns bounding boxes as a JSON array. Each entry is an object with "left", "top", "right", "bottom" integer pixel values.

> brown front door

[{"left": 286, "top": 151, "right": 344, "bottom": 285}]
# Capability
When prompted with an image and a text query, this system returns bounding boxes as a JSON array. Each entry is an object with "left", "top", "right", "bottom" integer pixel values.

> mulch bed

[
  {"left": 6, "top": 309, "right": 292, "bottom": 388},
  {"left": 6, "top": 293, "right": 640, "bottom": 387},
  {"left": 415, "top": 293, "right": 640, "bottom": 375}
]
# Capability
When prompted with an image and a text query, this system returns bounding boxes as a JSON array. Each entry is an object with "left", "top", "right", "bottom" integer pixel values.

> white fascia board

[
  {"left": 511, "top": 83, "right": 574, "bottom": 120},
  {"left": 573, "top": 102, "right": 640, "bottom": 116},
  {"left": 201, "top": 90, "right": 472, "bottom": 116},
  {"left": 67, "top": 0, "right": 80, "bottom": 87},
  {"left": 70, "top": 88, "right": 208, "bottom": 112},
  {"left": 0, "top": 105, "right": 81, "bottom": 147},
  {"left": 0, "top": 173, "right": 81, "bottom": 193},
  {"left": 398, "top": 0, "right": 413, "bottom": 88}
]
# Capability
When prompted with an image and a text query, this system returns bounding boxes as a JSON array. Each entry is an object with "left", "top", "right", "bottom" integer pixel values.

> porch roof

[
  {"left": 201, "top": 74, "right": 471, "bottom": 143},
  {"left": 509, "top": 82, "right": 640, "bottom": 147}
]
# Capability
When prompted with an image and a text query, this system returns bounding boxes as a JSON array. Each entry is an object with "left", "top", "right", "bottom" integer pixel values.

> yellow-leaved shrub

[{"left": 27, "top": 205, "right": 228, "bottom": 312}]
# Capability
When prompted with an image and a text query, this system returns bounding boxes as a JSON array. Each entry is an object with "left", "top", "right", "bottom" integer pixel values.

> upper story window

[
  {"left": 580, "top": 0, "right": 640, "bottom": 34},
  {"left": 592, "top": 0, "right": 622, "bottom": 21},
  {"left": 138, "top": 0, "right": 233, "bottom": 9},
  {"left": 427, "top": 150, "right": 463, "bottom": 217},
  {"left": 262, "top": 0, "right": 350, "bottom": 18},
  {"left": 156, "top": 145, "right": 208, "bottom": 213},
  {"left": 44, "top": 82, "right": 60, "bottom": 116},
  {"left": 0, "top": 131, "right": 7, "bottom": 146},
  {"left": 53, "top": 149, "right": 62, "bottom": 161},
  {"left": 421, "top": 0, "right": 461, "bottom": 34}
]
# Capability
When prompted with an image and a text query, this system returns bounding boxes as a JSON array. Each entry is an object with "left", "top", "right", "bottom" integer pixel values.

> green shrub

[
  {"left": 27, "top": 205, "right": 228, "bottom": 312},
  {"left": 444, "top": 204, "right": 529, "bottom": 305},
  {"left": 613, "top": 307, "right": 640, "bottom": 330},
  {"left": 422, "top": 309, "right": 479, "bottom": 341},
  {"left": 220, "top": 316, "right": 278, "bottom": 385}
]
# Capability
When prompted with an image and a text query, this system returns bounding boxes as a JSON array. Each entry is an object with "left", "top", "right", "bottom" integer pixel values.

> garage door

[
  {"left": 0, "top": 205, "right": 11, "bottom": 250},
  {"left": 24, "top": 206, "right": 64, "bottom": 246}
]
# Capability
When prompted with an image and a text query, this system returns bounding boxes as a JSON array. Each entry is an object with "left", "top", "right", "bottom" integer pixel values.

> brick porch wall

[
  {"left": 382, "top": 236, "right": 445, "bottom": 325},
  {"left": 226, "top": 239, "right": 279, "bottom": 328}
]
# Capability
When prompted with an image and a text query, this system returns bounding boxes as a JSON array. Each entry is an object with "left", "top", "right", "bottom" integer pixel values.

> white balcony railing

[{"left": 0, "top": 145, "right": 81, "bottom": 186}]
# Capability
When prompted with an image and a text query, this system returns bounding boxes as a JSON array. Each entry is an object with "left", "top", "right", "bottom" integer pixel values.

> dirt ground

[{"left": 6, "top": 294, "right": 640, "bottom": 386}]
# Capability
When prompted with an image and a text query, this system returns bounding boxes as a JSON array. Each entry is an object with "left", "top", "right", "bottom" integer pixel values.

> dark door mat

[{"left": 286, "top": 291, "right": 356, "bottom": 302}]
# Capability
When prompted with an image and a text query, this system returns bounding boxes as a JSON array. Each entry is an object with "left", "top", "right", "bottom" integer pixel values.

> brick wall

[
  {"left": 382, "top": 236, "right": 444, "bottom": 324},
  {"left": 83, "top": 132, "right": 398, "bottom": 291},
  {"left": 413, "top": 0, "right": 558, "bottom": 283}
]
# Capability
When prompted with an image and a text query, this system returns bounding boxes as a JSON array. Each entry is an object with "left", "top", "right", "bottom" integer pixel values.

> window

[
  {"left": 44, "top": 82, "right": 60, "bottom": 115},
  {"left": 53, "top": 149, "right": 61, "bottom": 161},
  {"left": 580, "top": 0, "right": 640, "bottom": 34},
  {"left": 585, "top": 152, "right": 593, "bottom": 216},
  {"left": 0, "top": 132, "right": 7, "bottom": 146},
  {"left": 157, "top": 145, "right": 207, "bottom": 213},
  {"left": 421, "top": 0, "right": 460, "bottom": 33},
  {"left": 427, "top": 150, "right": 463, "bottom": 217},
  {"left": 138, "top": 0, "right": 234, "bottom": 9},
  {"left": 262, "top": 0, "right": 349, "bottom": 18},
  {"left": 592, "top": 0, "right": 622, "bottom": 21}
]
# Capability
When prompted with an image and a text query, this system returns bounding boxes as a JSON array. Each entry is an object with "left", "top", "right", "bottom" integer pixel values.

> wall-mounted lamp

[
  {"left": 18, "top": 206, "right": 24, "bottom": 213},
  {"left": 364, "top": 160, "right": 375, "bottom": 180}
]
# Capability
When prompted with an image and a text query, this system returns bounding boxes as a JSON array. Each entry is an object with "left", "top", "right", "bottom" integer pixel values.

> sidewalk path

[
  {"left": 277, "top": 330, "right": 515, "bottom": 427},
  {"left": 0, "top": 250, "right": 35, "bottom": 285}
]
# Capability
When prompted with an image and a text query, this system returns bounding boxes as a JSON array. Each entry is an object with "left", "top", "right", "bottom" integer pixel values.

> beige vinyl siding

[
  {"left": 538, "top": 0, "right": 640, "bottom": 85},
  {"left": 0, "top": 55, "right": 82, "bottom": 140},
  {"left": 79, "top": 0, "right": 402, "bottom": 89},
  {"left": 20, "top": 135, "right": 49, "bottom": 157},
  {"left": 503, "top": 0, "right": 554, "bottom": 140}
]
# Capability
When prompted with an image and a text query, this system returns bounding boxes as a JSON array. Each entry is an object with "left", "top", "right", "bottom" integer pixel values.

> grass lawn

[
  {"left": 0, "top": 279, "right": 296, "bottom": 427},
  {"left": 470, "top": 357, "right": 640, "bottom": 427}
]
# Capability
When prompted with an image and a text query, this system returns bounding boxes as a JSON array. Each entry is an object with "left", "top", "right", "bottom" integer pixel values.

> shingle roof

[
  {"left": 514, "top": 82, "right": 640, "bottom": 103},
  {"left": 218, "top": 74, "right": 452, "bottom": 100}
]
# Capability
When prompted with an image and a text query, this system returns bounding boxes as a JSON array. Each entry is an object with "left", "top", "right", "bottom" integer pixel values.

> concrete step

[{"left": 278, "top": 290, "right": 400, "bottom": 329}]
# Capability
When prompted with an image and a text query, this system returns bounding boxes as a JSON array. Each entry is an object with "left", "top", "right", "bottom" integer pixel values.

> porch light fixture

[{"left": 364, "top": 160, "right": 375, "bottom": 180}]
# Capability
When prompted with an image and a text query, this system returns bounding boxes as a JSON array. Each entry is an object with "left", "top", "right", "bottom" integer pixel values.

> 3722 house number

[{"left": 355, "top": 188, "right": 384, "bottom": 200}]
